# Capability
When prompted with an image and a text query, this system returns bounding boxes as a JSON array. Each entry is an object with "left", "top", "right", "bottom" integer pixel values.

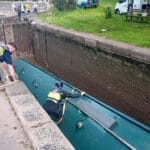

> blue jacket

[{"left": 0, "top": 46, "right": 13, "bottom": 65}]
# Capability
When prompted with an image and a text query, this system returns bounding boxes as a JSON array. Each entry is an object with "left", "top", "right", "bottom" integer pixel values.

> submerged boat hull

[{"left": 15, "top": 59, "right": 150, "bottom": 150}]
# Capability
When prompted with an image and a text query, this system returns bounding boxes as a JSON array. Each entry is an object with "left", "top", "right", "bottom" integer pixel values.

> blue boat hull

[{"left": 15, "top": 59, "right": 150, "bottom": 150}]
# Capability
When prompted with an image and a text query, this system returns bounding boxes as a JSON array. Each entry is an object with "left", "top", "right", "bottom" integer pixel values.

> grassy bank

[{"left": 38, "top": 1, "right": 150, "bottom": 48}]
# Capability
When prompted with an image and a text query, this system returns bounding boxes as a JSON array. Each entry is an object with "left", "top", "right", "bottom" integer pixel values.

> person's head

[
  {"left": 55, "top": 81, "right": 63, "bottom": 89},
  {"left": 7, "top": 42, "right": 17, "bottom": 54},
  {"left": 53, "top": 81, "right": 63, "bottom": 92}
]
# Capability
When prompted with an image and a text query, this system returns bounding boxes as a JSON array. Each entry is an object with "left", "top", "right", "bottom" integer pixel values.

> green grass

[{"left": 38, "top": 1, "right": 150, "bottom": 48}]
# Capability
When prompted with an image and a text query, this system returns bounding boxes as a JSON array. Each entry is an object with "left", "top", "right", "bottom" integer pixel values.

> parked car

[
  {"left": 115, "top": 0, "right": 149, "bottom": 15},
  {"left": 76, "top": 0, "right": 99, "bottom": 8}
]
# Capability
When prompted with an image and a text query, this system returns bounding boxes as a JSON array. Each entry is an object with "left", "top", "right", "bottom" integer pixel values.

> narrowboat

[{"left": 15, "top": 59, "right": 150, "bottom": 150}]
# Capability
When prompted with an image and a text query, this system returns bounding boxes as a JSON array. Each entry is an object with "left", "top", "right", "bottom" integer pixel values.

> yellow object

[
  {"left": 0, "top": 47, "right": 4, "bottom": 56},
  {"left": 47, "top": 91, "right": 61, "bottom": 103},
  {"left": 25, "top": 3, "right": 31, "bottom": 11}
]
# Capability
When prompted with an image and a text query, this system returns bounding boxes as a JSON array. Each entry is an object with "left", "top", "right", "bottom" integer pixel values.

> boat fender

[{"left": 76, "top": 121, "right": 83, "bottom": 129}]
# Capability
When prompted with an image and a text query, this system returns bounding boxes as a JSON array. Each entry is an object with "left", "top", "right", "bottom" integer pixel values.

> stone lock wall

[
  {"left": 13, "top": 23, "right": 33, "bottom": 55},
  {"left": 0, "top": 16, "right": 21, "bottom": 44},
  {"left": 0, "top": 24, "right": 4, "bottom": 41},
  {"left": 2, "top": 20, "right": 150, "bottom": 126}
]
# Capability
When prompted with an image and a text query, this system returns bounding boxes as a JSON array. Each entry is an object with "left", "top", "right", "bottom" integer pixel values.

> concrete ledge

[
  {"left": 4, "top": 81, "right": 75, "bottom": 150},
  {"left": 31, "top": 20, "right": 150, "bottom": 64}
]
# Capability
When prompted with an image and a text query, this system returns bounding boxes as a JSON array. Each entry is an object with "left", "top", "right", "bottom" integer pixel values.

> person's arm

[
  {"left": 8, "top": 64, "right": 18, "bottom": 81},
  {"left": 61, "top": 90, "right": 85, "bottom": 99}
]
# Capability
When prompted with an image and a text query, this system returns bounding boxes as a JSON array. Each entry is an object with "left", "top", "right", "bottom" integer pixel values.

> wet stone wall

[
  {"left": 13, "top": 22, "right": 150, "bottom": 126},
  {"left": 0, "top": 16, "right": 20, "bottom": 44},
  {"left": 13, "top": 23, "right": 33, "bottom": 55},
  {"left": 0, "top": 24, "right": 4, "bottom": 41}
]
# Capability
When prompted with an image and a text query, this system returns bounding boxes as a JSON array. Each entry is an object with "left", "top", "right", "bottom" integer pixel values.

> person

[
  {"left": 0, "top": 42, "right": 18, "bottom": 82},
  {"left": 25, "top": 3, "right": 31, "bottom": 13},
  {"left": 32, "top": 2, "right": 38, "bottom": 14},
  {"left": 12, "top": 3, "right": 17, "bottom": 13},
  {"left": 43, "top": 81, "right": 85, "bottom": 124},
  {"left": 17, "top": 4, "right": 22, "bottom": 20}
]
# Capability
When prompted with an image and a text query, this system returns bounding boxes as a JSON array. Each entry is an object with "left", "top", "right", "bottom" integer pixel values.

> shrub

[
  {"left": 105, "top": 4, "right": 112, "bottom": 19},
  {"left": 52, "top": 0, "right": 76, "bottom": 11}
]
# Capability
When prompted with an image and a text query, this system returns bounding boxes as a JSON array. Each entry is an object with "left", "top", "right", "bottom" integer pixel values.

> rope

[{"left": 56, "top": 88, "right": 75, "bottom": 125}]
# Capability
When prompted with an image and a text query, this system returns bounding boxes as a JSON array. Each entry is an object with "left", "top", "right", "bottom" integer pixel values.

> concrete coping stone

[
  {"left": 4, "top": 81, "right": 75, "bottom": 150},
  {"left": 31, "top": 20, "right": 150, "bottom": 64}
]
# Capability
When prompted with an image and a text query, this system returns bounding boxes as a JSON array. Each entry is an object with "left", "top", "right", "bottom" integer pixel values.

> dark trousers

[{"left": 43, "top": 100, "right": 63, "bottom": 122}]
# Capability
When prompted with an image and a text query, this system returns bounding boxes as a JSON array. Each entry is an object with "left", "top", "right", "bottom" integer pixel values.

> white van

[{"left": 115, "top": 0, "right": 148, "bottom": 14}]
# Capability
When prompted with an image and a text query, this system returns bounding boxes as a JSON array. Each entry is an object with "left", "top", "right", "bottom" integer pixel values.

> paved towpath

[
  {"left": 0, "top": 81, "right": 74, "bottom": 150},
  {"left": 0, "top": 89, "right": 33, "bottom": 150}
]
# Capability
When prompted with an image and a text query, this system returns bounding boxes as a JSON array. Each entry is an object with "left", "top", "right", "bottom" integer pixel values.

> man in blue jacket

[
  {"left": 43, "top": 81, "right": 85, "bottom": 124},
  {"left": 0, "top": 42, "right": 18, "bottom": 82}
]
